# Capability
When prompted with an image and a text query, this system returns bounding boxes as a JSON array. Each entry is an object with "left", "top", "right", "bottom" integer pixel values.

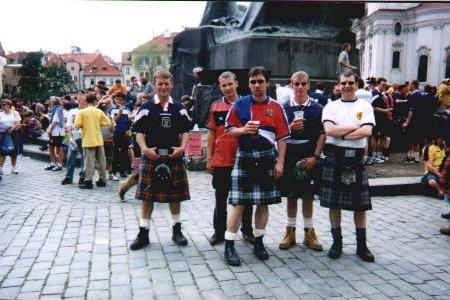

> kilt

[
  {"left": 319, "top": 152, "right": 371, "bottom": 211},
  {"left": 228, "top": 148, "right": 281, "bottom": 205},
  {"left": 135, "top": 156, "right": 190, "bottom": 203},
  {"left": 132, "top": 157, "right": 141, "bottom": 174},
  {"left": 278, "top": 143, "right": 315, "bottom": 200}
]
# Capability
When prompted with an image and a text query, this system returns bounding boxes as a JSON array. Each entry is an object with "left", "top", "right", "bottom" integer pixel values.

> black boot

[
  {"left": 253, "top": 236, "right": 269, "bottom": 260},
  {"left": 356, "top": 228, "right": 375, "bottom": 262},
  {"left": 172, "top": 223, "right": 188, "bottom": 246},
  {"left": 130, "top": 227, "right": 149, "bottom": 250},
  {"left": 208, "top": 233, "right": 224, "bottom": 246},
  {"left": 328, "top": 227, "right": 343, "bottom": 259},
  {"left": 78, "top": 180, "right": 93, "bottom": 189},
  {"left": 224, "top": 240, "right": 241, "bottom": 266}
]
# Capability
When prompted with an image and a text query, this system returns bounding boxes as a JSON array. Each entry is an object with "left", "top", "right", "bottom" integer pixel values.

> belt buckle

[{"left": 344, "top": 149, "right": 356, "bottom": 158}]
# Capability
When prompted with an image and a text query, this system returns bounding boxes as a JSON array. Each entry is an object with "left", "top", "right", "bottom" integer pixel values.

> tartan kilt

[
  {"left": 319, "top": 154, "right": 371, "bottom": 211},
  {"left": 135, "top": 156, "right": 190, "bottom": 203},
  {"left": 228, "top": 148, "right": 281, "bottom": 206}
]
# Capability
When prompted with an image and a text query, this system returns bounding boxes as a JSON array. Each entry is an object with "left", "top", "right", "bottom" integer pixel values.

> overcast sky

[{"left": 0, "top": 0, "right": 207, "bottom": 62}]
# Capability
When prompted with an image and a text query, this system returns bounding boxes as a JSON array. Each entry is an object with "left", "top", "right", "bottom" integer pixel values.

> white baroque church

[{"left": 352, "top": 2, "right": 450, "bottom": 86}]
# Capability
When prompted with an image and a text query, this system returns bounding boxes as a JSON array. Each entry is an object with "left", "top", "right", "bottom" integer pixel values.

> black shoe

[
  {"left": 253, "top": 236, "right": 269, "bottom": 260},
  {"left": 328, "top": 239, "right": 343, "bottom": 259},
  {"left": 172, "top": 223, "right": 188, "bottom": 246},
  {"left": 61, "top": 177, "right": 73, "bottom": 185},
  {"left": 242, "top": 232, "right": 255, "bottom": 245},
  {"left": 130, "top": 227, "right": 150, "bottom": 250},
  {"left": 441, "top": 212, "right": 450, "bottom": 220},
  {"left": 78, "top": 177, "right": 85, "bottom": 185},
  {"left": 44, "top": 165, "right": 55, "bottom": 170},
  {"left": 79, "top": 180, "right": 93, "bottom": 189},
  {"left": 224, "top": 240, "right": 241, "bottom": 266},
  {"left": 208, "top": 233, "right": 224, "bottom": 246},
  {"left": 356, "top": 242, "right": 375, "bottom": 262},
  {"left": 96, "top": 180, "right": 107, "bottom": 187}
]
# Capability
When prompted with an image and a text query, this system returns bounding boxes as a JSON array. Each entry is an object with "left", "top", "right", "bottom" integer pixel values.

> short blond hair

[
  {"left": 291, "top": 71, "right": 310, "bottom": 83},
  {"left": 154, "top": 69, "right": 173, "bottom": 82},
  {"left": 0, "top": 99, "right": 12, "bottom": 107}
]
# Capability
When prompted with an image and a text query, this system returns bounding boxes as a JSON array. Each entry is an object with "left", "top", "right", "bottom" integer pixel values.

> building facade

[
  {"left": 352, "top": 3, "right": 450, "bottom": 86},
  {"left": 83, "top": 54, "right": 122, "bottom": 89},
  {"left": 0, "top": 41, "right": 5, "bottom": 97}
]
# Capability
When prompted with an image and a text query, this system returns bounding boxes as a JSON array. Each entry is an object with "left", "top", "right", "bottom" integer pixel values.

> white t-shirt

[
  {"left": 66, "top": 108, "right": 82, "bottom": 140},
  {"left": 355, "top": 89, "right": 373, "bottom": 104},
  {"left": 0, "top": 110, "right": 21, "bottom": 131},
  {"left": 322, "top": 98, "right": 375, "bottom": 148}
]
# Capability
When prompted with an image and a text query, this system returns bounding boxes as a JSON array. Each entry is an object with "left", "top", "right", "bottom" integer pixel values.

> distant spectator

[
  {"left": 108, "top": 79, "right": 127, "bottom": 97},
  {"left": 20, "top": 111, "right": 44, "bottom": 143},
  {"left": 0, "top": 99, "right": 22, "bottom": 175},
  {"left": 276, "top": 80, "right": 294, "bottom": 106},
  {"left": 309, "top": 82, "right": 329, "bottom": 106},
  {"left": 45, "top": 96, "right": 65, "bottom": 172},
  {"left": 355, "top": 79, "right": 372, "bottom": 103},
  {"left": 329, "top": 84, "right": 341, "bottom": 102},
  {"left": 437, "top": 79, "right": 450, "bottom": 110},
  {"left": 337, "top": 43, "right": 357, "bottom": 73},
  {"left": 140, "top": 77, "right": 155, "bottom": 95},
  {"left": 421, "top": 135, "right": 446, "bottom": 198},
  {"left": 393, "top": 84, "right": 409, "bottom": 125}
]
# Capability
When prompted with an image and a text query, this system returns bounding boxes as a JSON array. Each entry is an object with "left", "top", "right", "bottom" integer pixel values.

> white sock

[
  {"left": 253, "top": 229, "right": 265, "bottom": 237},
  {"left": 51, "top": 161, "right": 56, "bottom": 166},
  {"left": 171, "top": 214, "right": 180, "bottom": 225},
  {"left": 139, "top": 218, "right": 150, "bottom": 229},
  {"left": 371, "top": 151, "right": 377, "bottom": 158},
  {"left": 225, "top": 231, "right": 238, "bottom": 240},
  {"left": 287, "top": 217, "right": 296, "bottom": 227},
  {"left": 377, "top": 152, "right": 382, "bottom": 158},
  {"left": 304, "top": 218, "right": 313, "bottom": 229},
  {"left": 414, "top": 152, "right": 419, "bottom": 160}
]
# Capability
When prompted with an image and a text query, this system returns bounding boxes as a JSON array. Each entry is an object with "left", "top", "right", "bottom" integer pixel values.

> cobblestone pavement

[{"left": 0, "top": 157, "right": 449, "bottom": 300}]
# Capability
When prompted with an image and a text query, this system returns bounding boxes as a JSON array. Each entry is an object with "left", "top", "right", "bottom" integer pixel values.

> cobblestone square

[{"left": 0, "top": 158, "right": 449, "bottom": 299}]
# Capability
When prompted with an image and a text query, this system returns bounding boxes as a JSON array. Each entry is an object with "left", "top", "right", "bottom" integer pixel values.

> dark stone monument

[{"left": 170, "top": 1, "right": 364, "bottom": 127}]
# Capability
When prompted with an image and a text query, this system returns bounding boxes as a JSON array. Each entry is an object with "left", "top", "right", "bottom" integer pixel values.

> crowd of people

[{"left": 1, "top": 63, "right": 449, "bottom": 268}]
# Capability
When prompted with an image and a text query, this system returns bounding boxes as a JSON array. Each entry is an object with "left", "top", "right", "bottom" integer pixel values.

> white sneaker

[
  {"left": 0, "top": 169, "right": 3, "bottom": 175},
  {"left": 11, "top": 166, "right": 19, "bottom": 174},
  {"left": 109, "top": 174, "right": 119, "bottom": 181},
  {"left": 374, "top": 157, "right": 385, "bottom": 163}
]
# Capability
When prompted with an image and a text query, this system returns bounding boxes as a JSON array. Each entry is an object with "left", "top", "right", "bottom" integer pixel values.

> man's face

[
  {"left": 400, "top": 87, "right": 408, "bottom": 96},
  {"left": 339, "top": 75, "right": 357, "bottom": 98},
  {"left": 346, "top": 45, "right": 352, "bottom": 52},
  {"left": 291, "top": 76, "right": 310, "bottom": 99},
  {"left": 378, "top": 81, "right": 387, "bottom": 92},
  {"left": 219, "top": 77, "right": 238, "bottom": 99},
  {"left": 249, "top": 74, "right": 268, "bottom": 98},
  {"left": 333, "top": 85, "right": 341, "bottom": 95},
  {"left": 116, "top": 97, "right": 125, "bottom": 105},
  {"left": 155, "top": 78, "right": 172, "bottom": 98}
]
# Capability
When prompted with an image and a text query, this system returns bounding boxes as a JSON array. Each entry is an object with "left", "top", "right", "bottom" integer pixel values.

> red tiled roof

[
  {"left": 60, "top": 53, "right": 98, "bottom": 66},
  {"left": 84, "top": 54, "right": 121, "bottom": 76},
  {"left": 44, "top": 54, "right": 65, "bottom": 67},
  {"left": 6, "top": 51, "right": 28, "bottom": 64},
  {"left": 122, "top": 52, "right": 131, "bottom": 65},
  {"left": 132, "top": 32, "right": 179, "bottom": 53}
]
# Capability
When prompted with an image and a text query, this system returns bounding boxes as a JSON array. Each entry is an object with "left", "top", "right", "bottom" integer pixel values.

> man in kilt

[
  {"left": 278, "top": 71, "right": 326, "bottom": 251},
  {"left": 206, "top": 71, "right": 254, "bottom": 246},
  {"left": 130, "top": 69, "right": 192, "bottom": 250},
  {"left": 321, "top": 70, "right": 376, "bottom": 262},
  {"left": 223, "top": 66, "right": 290, "bottom": 266}
]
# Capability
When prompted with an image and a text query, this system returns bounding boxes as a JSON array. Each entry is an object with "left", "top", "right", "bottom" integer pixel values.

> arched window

[
  {"left": 392, "top": 51, "right": 400, "bottom": 69},
  {"left": 446, "top": 55, "right": 450, "bottom": 79},
  {"left": 394, "top": 22, "right": 402, "bottom": 35},
  {"left": 417, "top": 55, "right": 428, "bottom": 82}
]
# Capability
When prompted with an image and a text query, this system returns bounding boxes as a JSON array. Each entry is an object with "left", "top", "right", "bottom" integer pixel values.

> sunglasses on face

[
  {"left": 293, "top": 82, "right": 308, "bottom": 87},
  {"left": 249, "top": 79, "right": 265, "bottom": 85},
  {"left": 340, "top": 81, "right": 355, "bottom": 86}
]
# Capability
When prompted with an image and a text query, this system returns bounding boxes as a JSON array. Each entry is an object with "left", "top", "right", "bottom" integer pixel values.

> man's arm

[
  {"left": 206, "top": 129, "right": 216, "bottom": 173},
  {"left": 274, "top": 139, "right": 286, "bottom": 179},
  {"left": 342, "top": 124, "right": 373, "bottom": 140},
  {"left": 323, "top": 121, "right": 359, "bottom": 138},
  {"left": 402, "top": 110, "right": 414, "bottom": 128}
]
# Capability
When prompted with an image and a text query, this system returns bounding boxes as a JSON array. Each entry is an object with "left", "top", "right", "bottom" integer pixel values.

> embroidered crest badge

[
  {"left": 356, "top": 112, "right": 363, "bottom": 121},
  {"left": 161, "top": 116, "right": 171, "bottom": 128},
  {"left": 266, "top": 109, "right": 273, "bottom": 117}
]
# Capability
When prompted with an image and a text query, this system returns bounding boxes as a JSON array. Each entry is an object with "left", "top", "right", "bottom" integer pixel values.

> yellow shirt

[
  {"left": 74, "top": 106, "right": 111, "bottom": 147},
  {"left": 424, "top": 144, "right": 446, "bottom": 174}
]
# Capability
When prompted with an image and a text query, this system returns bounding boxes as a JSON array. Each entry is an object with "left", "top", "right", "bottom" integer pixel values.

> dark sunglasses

[
  {"left": 249, "top": 79, "right": 265, "bottom": 85},
  {"left": 293, "top": 82, "right": 308, "bottom": 87},
  {"left": 340, "top": 81, "right": 355, "bottom": 86}
]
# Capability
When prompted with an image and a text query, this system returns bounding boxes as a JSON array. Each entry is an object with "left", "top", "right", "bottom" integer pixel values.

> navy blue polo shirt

[
  {"left": 110, "top": 104, "right": 132, "bottom": 136},
  {"left": 133, "top": 97, "right": 191, "bottom": 149},
  {"left": 283, "top": 98, "right": 324, "bottom": 146}
]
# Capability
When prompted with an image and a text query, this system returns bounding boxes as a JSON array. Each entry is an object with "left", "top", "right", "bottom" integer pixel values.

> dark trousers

[
  {"left": 112, "top": 133, "right": 130, "bottom": 175},
  {"left": 212, "top": 167, "right": 253, "bottom": 237}
]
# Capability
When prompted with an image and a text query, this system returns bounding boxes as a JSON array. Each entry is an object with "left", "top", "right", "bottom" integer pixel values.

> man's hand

[
  {"left": 206, "top": 159, "right": 214, "bottom": 174},
  {"left": 169, "top": 146, "right": 185, "bottom": 159},
  {"left": 243, "top": 121, "right": 259, "bottom": 135},
  {"left": 401, "top": 122, "right": 409, "bottom": 129},
  {"left": 289, "top": 119, "right": 304, "bottom": 132},
  {"left": 274, "top": 161, "right": 284, "bottom": 179},
  {"left": 303, "top": 157, "right": 318, "bottom": 171},
  {"left": 144, "top": 147, "right": 159, "bottom": 160}
]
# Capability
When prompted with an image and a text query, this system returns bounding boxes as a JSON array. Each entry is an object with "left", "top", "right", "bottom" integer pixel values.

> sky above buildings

[{"left": 0, "top": 0, "right": 207, "bottom": 62}]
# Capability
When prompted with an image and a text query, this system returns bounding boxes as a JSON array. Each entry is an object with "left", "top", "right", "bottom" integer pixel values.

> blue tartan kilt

[
  {"left": 135, "top": 156, "right": 190, "bottom": 203},
  {"left": 319, "top": 153, "right": 372, "bottom": 211},
  {"left": 228, "top": 148, "right": 281, "bottom": 206}
]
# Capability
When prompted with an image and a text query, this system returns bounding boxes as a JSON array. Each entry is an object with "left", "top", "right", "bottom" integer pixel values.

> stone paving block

[
  {"left": 176, "top": 285, "right": 202, "bottom": 300},
  {"left": 16, "top": 292, "right": 41, "bottom": 300},
  {"left": 68, "top": 276, "right": 88, "bottom": 287},
  {"left": 87, "top": 289, "right": 110, "bottom": 299},
  {"left": 88, "top": 280, "right": 110, "bottom": 290},
  {"left": 195, "top": 276, "right": 219, "bottom": 291},
  {"left": 348, "top": 280, "right": 380, "bottom": 296},
  {"left": 213, "top": 269, "right": 235, "bottom": 281},
  {"left": 46, "top": 273, "right": 68, "bottom": 286},
  {"left": 41, "top": 285, "right": 65, "bottom": 295},
  {"left": 21, "top": 280, "right": 45, "bottom": 293},
  {"left": 244, "top": 283, "right": 271, "bottom": 298},
  {"left": 132, "top": 288, "right": 154, "bottom": 300},
  {"left": 2, "top": 277, "right": 26, "bottom": 288},
  {"left": 220, "top": 280, "right": 247, "bottom": 297},
  {"left": 270, "top": 286, "right": 300, "bottom": 300},
  {"left": 90, "top": 271, "right": 110, "bottom": 281},
  {"left": 172, "top": 271, "right": 194, "bottom": 286},
  {"left": 111, "top": 285, "right": 132, "bottom": 298},
  {"left": 189, "top": 264, "right": 212, "bottom": 278},
  {"left": 111, "top": 274, "right": 131, "bottom": 286}
]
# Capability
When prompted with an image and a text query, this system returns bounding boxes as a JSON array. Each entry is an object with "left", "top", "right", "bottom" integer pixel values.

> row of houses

[{"left": 0, "top": 31, "right": 178, "bottom": 97}]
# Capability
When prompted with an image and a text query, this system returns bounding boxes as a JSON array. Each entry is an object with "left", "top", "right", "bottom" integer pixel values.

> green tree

[
  {"left": 42, "top": 64, "right": 75, "bottom": 97},
  {"left": 132, "top": 44, "right": 163, "bottom": 80},
  {"left": 18, "top": 52, "right": 45, "bottom": 100}
]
